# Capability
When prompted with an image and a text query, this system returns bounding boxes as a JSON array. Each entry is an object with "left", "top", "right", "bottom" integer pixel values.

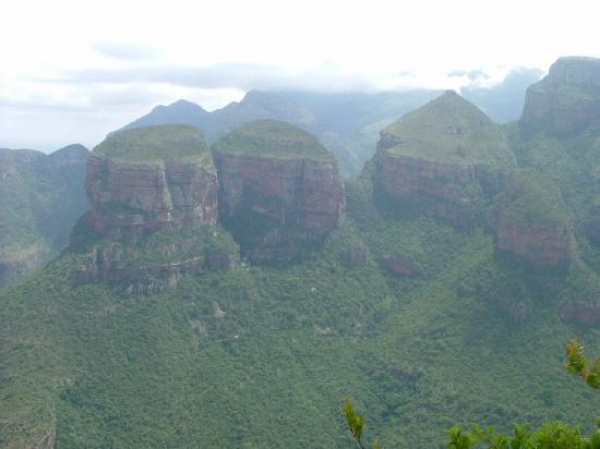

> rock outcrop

[
  {"left": 375, "top": 91, "right": 515, "bottom": 226},
  {"left": 520, "top": 56, "right": 600, "bottom": 136},
  {"left": 79, "top": 125, "right": 217, "bottom": 242},
  {"left": 213, "top": 120, "right": 345, "bottom": 261},
  {"left": 490, "top": 171, "right": 576, "bottom": 268}
]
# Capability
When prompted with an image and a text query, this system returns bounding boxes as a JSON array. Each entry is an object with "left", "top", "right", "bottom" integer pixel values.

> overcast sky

[{"left": 1, "top": 0, "right": 599, "bottom": 151}]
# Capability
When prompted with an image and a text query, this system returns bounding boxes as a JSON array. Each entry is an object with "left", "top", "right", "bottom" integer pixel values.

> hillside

[
  {"left": 0, "top": 144, "right": 89, "bottom": 289},
  {"left": 4, "top": 57, "right": 600, "bottom": 448}
]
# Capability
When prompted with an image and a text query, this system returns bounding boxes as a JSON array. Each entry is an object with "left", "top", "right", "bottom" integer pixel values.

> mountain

[
  {"left": 5, "top": 57, "right": 600, "bottom": 448},
  {"left": 115, "top": 89, "right": 443, "bottom": 176},
  {"left": 521, "top": 56, "right": 600, "bottom": 136},
  {"left": 111, "top": 74, "right": 540, "bottom": 177},
  {"left": 117, "top": 99, "right": 213, "bottom": 136},
  {"left": 375, "top": 90, "right": 515, "bottom": 227},
  {"left": 213, "top": 120, "right": 345, "bottom": 262},
  {"left": 0, "top": 144, "right": 89, "bottom": 289},
  {"left": 461, "top": 67, "right": 544, "bottom": 123}
]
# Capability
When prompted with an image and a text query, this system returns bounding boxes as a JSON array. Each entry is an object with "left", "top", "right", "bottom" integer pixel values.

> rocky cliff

[
  {"left": 213, "top": 120, "right": 345, "bottom": 261},
  {"left": 520, "top": 56, "right": 600, "bottom": 136},
  {"left": 79, "top": 125, "right": 217, "bottom": 241},
  {"left": 374, "top": 91, "right": 515, "bottom": 226},
  {"left": 491, "top": 171, "right": 576, "bottom": 267}
]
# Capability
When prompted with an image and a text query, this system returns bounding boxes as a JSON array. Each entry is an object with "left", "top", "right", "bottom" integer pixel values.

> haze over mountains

[
  {"left": 4, "top": 56, "right": 600, "bottom": 448},
  {"left": 114, "top": 67, "right": 542, "bottom": 176}
]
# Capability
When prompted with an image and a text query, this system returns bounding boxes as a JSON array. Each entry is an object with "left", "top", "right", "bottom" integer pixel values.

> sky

[{"left": 1, "top": 0, "right": 599, "bottom": 151}]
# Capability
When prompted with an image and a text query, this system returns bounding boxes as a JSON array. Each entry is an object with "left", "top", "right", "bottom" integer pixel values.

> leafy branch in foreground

[
  {"left": 344, "top": 399, "right": 381, "bottom": 449},
  {"left": 566, "top": 339, "right": 600, "bottom": 389},
  {"left": 448, "top": 339, "right": 600, "bottom": 448},
  {"left": 346, "top": 340, "right": 600, "bottom": 448}
]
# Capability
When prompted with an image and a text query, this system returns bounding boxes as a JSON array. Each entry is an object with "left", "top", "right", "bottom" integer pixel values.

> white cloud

[{"left": 2, "top": 0, "right": 600, "bottom": 150}]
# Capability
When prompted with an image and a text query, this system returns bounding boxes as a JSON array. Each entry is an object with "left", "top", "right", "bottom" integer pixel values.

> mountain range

[{"left": 3, "top": 58, "right": 600, "bottom": 448}]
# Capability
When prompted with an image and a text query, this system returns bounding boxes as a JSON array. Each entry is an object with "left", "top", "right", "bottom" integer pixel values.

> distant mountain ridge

[
  {"left": 115, "top": 68, "right": 539, "bottom": 176},
  {"left": 0, "top": 144, "right": 89, "bottom": 289}
]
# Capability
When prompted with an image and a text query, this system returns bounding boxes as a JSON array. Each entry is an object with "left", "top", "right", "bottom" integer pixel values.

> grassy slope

[
  {"left": 383, "top": 92, "right": 515, "bottom": 169},
  {"left": 94, "top": 125, "right": 213, "bottom": 167},
  {"left": 213, "top": 120, "right": 334, "bottom": 161},
  {"left": 2, "top": 180, "right": 600, "bottom": 448}
]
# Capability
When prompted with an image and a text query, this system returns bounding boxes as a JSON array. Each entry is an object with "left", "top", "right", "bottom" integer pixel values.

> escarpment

[
  {"left": 72, "top": 121, "right": 346, "bottom": 288},
  {"left": 521, "top": 56, "right": 600, "bottom": 136},
  {"left": 374, "top": 91, "right": 515, "bottom": 227},
  {"left": 213, "top": 120, "right": 345, "bottom": 262},
  {"left": 79, "top": 125, "right": 217, "bottom": 241}
]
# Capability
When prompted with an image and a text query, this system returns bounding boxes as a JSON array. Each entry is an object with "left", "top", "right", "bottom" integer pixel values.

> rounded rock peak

[
  {"left": 94, "top": 124, "right": 210, "bottom": 162},
  {"left": 213, "top": 119, "right": 334, "bottom": 160}
]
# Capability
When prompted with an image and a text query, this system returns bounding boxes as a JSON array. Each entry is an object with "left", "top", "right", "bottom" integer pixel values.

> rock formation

[
  {"left": 213, "top": 120, "right": 345, "bottom": 261},
  {"left": 374, "top": 90, "right": 515, "bottom": 226},
  {"left": 520, "top": 56, "right": 600, "bottom": 136},
  {"left": 79, "top": 125, "right": 217, "bottom": 242},
  {"left": 490, "top": 171, "right": 576, "bottom": 267}
]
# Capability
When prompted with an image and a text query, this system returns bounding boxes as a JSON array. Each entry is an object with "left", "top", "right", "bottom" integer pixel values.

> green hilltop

[
  {"left": 212, "top": 119, "right": 335, "bottom": 160},
  {"left": 382, "top": 90, "right": 515, "bottom": 169},
  {"left": 95, "top": 125, "right": 212, "bottom": 165}
]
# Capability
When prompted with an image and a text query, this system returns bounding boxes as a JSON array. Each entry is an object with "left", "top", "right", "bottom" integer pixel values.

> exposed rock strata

[
  {"left": 213, "top": 120, "right": 345, "bottom": 261},
  {"left": 490, "top": 172, "right": 576, "bottom": 267},
  {"left": 521, "top": 56, "right": 600, "bottom": 136},
  {"left": 374, "top": 91, "right": 514, "bottom": 226},
  {"left": 81, "top": 125, "right": 217, "bottom": 241}
]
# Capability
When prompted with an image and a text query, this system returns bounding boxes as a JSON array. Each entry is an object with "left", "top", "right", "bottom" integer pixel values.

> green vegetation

[
  {"left": 4, "top": 175, "right": 600, "bottom": 447},
  {"left": 94, "top": 125, "right": 212, "bottom": 164},
  {"left": 0, "top": 146, "right": 88, "bottom": 289},
  {"left": 212, "top": 119, "right": 335, "bottom": 160},
  {"left": 495, "top": 170, "right": 572, "bottom": 227},
  {"left": 382, "top": 91, "right": 515, "bottom": 169}
]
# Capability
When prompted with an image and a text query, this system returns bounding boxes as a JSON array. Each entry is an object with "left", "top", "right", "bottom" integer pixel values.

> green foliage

[
  {"left": 448, "top": 422, "right": 600, "bottom": 449},
  {"left": 382, "top": 91, "right": 515, "bottom": 169},
  {"left": 212, "top": 119, "right": 334, "bottom": 160},
  {"left": 94, "top": 124, "right": 212, "bottom": 164},
  {"left": 344, "top": 399, "right": 381, "bottom": 449}
]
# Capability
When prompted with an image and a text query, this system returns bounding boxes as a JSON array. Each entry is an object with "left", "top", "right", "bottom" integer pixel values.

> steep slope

[
  {"left": 213, "top": 120, "right": 345, "bottom": 262},
  {"left": 79, "top": 124, "right": 217, "bottom": 241},
  {"left": 491, "top": 171, "right": 576, "bottom": 268},
  {"left": 521, "top": 56, "right": 600, "bottom": 136},
  {"left": 71, "top": 125, "right": 235, "bottom": 294},
  {"left": 0, "top": 144, "right": 89, "bottom": 289},
  {"left": 375, "top": 90, "right": 515, "bottom": 226}
]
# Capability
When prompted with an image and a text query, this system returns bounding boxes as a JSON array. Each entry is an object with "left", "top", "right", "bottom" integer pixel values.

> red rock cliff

[
  {"left": 82, "top": 125, "right": 217, "bottom": 241},
  {"left": 212, "top": 120, "right": 345, "bottom": 261},
  {"left": 374, "top": 91, "right": 514, "bottom": 226}
]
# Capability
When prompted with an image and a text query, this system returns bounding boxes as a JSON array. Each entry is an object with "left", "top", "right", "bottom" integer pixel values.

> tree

[{"left": 345, "top": 340, "right": 600, "bottom": 448}]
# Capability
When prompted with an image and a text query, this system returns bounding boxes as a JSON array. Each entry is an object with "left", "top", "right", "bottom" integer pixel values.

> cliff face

[
  {"left": 521, "top": 56, "right": 600, "bottom": 136},
  {"left": 213, "top": 120, "right": 345, "bottom": 261},
  {"left": 375, "top": 91, "right": 514, "bottom": 226},
  {"left": 491, "top": 171, "right": 576, "bottom": 267},
  {"left": 81, "top": 125, "right": 217, "bottom": 241}
]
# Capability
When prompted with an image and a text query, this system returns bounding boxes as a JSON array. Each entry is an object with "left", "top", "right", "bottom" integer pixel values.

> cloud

[
  {"left": 48, "top": 63, "right": 385, "bottom": 93},
  {"left": 92, "top": 41, "right": 162, "bottom": 62}
]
